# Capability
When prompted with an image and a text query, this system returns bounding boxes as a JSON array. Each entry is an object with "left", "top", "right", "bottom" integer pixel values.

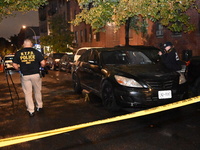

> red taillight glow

[{"left": 186, "top": 61, "right": 190, "bottom": 66}]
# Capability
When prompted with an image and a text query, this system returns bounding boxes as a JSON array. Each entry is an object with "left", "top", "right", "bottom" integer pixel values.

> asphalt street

[{"left": 0, "top": 68, "right": 200, "bottom": 150}]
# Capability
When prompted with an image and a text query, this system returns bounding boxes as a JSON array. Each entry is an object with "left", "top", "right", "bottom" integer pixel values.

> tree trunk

[{"left": 125, "top": 18, "right": 130, "bottom": 46}]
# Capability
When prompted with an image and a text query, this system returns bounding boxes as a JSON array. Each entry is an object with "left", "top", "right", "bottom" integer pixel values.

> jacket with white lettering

[{"left": 13, "top": 48, "right": 44, "bottom": 76}]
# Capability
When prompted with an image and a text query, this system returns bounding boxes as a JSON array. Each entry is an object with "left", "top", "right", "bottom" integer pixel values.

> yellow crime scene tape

[{"left": 0, "top": 96, "right": 200, "bottom": 147}]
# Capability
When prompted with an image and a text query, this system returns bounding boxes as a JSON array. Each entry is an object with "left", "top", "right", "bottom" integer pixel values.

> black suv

[
  {"left": 72, "top": 46, "right": 187, "bottom": 110},
  {"left": 186, "top": 56, "right": 200, "bottom": 96}
]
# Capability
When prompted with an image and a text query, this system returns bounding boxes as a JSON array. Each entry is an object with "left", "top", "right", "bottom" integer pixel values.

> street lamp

[{"left": 22, "top": 25, "right": 37, "bottom": 44}]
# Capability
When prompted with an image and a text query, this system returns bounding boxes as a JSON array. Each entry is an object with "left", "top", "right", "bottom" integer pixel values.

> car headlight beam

[{"left": 114, "top": 75, "right": 143, "bottom": 88}]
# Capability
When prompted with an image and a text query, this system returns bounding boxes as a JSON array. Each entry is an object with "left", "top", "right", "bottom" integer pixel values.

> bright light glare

[{"left": 22, "top": 25, "right": 26, "bottom": 29}]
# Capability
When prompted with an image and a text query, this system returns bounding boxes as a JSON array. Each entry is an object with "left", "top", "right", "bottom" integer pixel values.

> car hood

[{"left": 105, "top": 64, "right": 178, "bottom": 79}]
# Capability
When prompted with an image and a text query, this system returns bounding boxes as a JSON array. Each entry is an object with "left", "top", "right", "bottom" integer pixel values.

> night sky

[{"left": 0, "top": 11, "right": 39, "bottom": 39}]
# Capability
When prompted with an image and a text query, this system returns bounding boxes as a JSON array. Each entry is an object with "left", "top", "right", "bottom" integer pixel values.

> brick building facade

[{"left": 39, "top": 0, "right": 200, "bottom": 58}]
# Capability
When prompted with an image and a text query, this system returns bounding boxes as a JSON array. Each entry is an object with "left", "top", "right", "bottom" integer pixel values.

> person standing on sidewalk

[{"left": 13, "top": 39, "right": 46, "bottom": 117}]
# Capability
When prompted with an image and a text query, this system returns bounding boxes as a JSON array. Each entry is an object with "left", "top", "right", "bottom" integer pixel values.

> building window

[
  {"left": 171, "top": 32, "right": 182, "bottom": 37},
  {"left": 89, "top": 27, "right": 92, "bottom": 42},
  {"left": 74, "top": 10, "right": 77, "bottom": 19},
  {"left": 171, "top": 22, "right": 182, "bottom": 37},
  {"left": 85, "top": 29, "right": 88, "bottom": 42},
  {"left": 96, "top": 32, "right": 100, "bottom": 41},
  {"left": 129, "top": 29, "right": 133, "bottom": 39},
  {"left": 74, "top": 31, "right": 78, "bottom": 44},
  {"left": 80, "top": 30, "right": 83, "bottom": 42},
  {"left": 156, "top": 23, "right": 164, "bottom": 37}
]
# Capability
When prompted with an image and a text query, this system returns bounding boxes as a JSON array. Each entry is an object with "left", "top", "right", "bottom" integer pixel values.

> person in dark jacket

[
  {"left": 13, "top": 39, "right": 46, "bottom": 117},
  {"left": 158, "top": 41, "right": 181, "bottom": 71}
]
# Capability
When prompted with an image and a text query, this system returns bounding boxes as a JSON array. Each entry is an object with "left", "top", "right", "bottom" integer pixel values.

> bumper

[{"left": 114, "top": 83, "right": 187, "bottom": 108}]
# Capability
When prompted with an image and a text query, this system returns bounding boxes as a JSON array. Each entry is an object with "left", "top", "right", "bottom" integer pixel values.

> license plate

[{"left": 158, "top": 90, "right": 172, "bottom": 99}]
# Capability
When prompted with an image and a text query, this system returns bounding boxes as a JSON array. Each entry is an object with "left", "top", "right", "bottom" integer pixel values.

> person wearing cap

[{"left": 158, "top": 41, "right": 181, "bottom": 71}]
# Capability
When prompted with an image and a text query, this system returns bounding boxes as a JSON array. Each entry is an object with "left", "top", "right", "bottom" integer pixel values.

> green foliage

[
  {"left": 0, "top": 0, "right": 47, "bottom": 20},
  {"left": 73, "top": 0, "right": 199, "bottom": 33},
  {"left": 129, "top": 16, "right": 148, "bottom": 34},
  {"left": 40, "top": 15, "right": 74, "bottom": 53}
]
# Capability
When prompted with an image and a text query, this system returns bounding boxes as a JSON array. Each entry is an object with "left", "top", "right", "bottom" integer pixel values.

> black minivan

[{"left": 72, "top": 46, "right": 187, "bottom": 110}]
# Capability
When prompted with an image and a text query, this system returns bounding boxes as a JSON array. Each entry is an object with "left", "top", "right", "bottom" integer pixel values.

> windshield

[{"left": 102, "top": 50, "right": 152, "bottom": 65}]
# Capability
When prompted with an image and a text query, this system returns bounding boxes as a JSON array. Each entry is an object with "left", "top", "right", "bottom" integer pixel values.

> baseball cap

[{"left": 163, "top": 41, "right": 173, "bottom": 48}]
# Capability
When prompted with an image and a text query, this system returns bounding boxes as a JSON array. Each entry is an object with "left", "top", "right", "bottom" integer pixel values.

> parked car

[
  {"left": 46, "top": 53, "right": 65, "bottom": 70},
  {"left": 74, "top": 47, "right": 103, "bottom": 62},
  {"left": 3, "top": 54, "right": 15, "bottom": 70},
  {"left": 72, "top": 47, "right": 103, "bottom": 73},
  {"left": 58, "top": 53, "right": 74, "bottom": 73},
  {"left": 185, "top": 56, "right": 200, "bottom": 96},
  {"left": 72, "top": 46, "right": 187, "bottom": 111}
]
